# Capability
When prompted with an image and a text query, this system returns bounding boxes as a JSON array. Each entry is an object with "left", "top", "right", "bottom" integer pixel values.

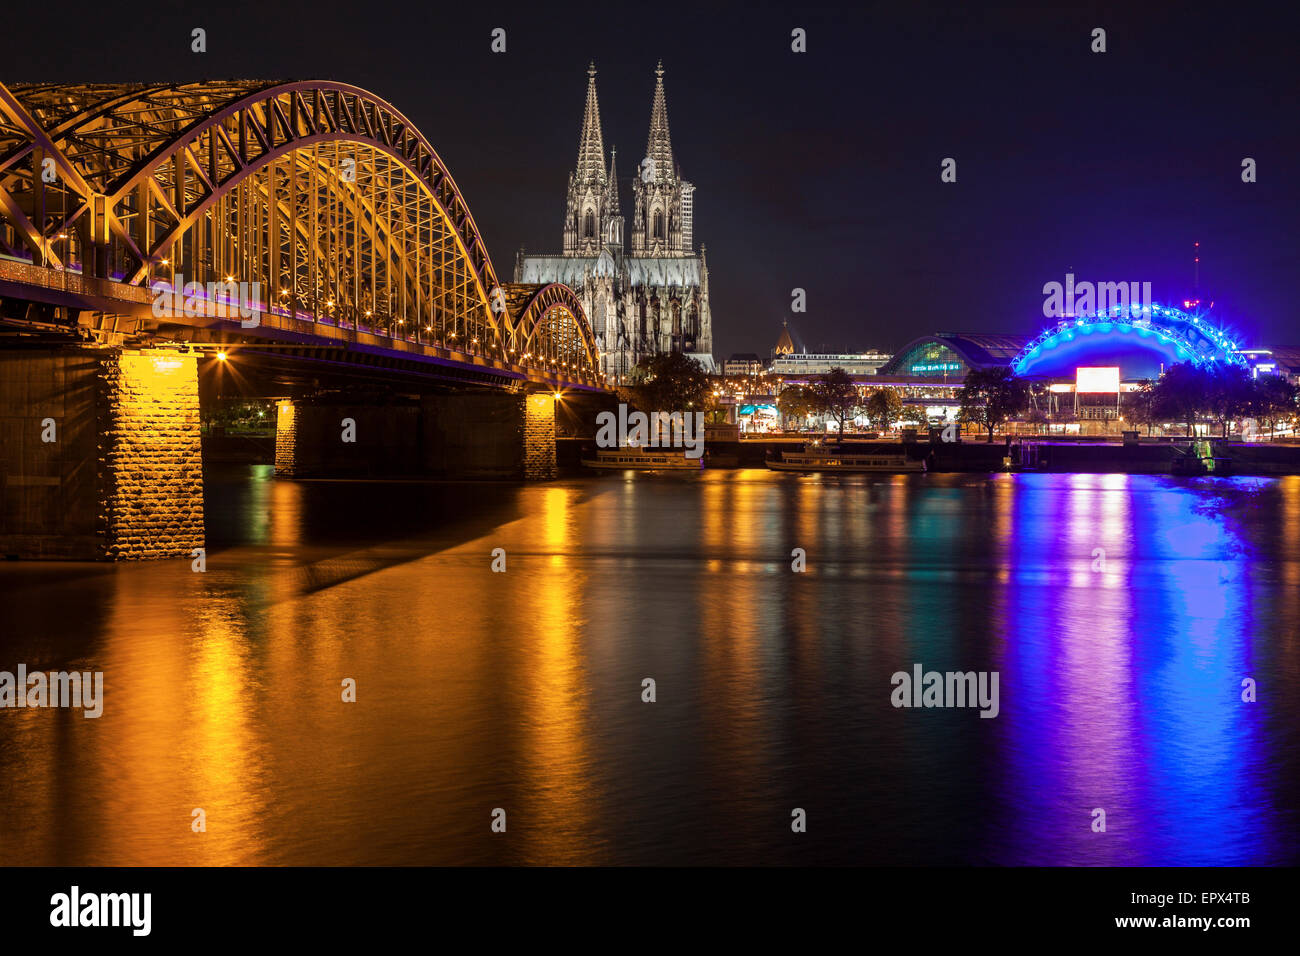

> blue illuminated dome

[{"left": 1011, "top": 304, "right": 1247, "bottom": 381}]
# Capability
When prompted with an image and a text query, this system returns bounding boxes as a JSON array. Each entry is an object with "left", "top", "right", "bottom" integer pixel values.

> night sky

[{"left": 7, "top": 1, "right": 1298, "bottom": 355}]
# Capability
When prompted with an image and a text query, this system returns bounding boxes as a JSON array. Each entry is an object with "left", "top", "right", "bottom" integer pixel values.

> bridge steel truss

[{"left": 0, "top": 80, "right": 600, "bottom": 387}]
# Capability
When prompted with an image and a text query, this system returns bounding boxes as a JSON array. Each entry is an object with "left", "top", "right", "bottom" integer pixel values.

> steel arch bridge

[{"left": 0, "top": 80, "right": 601, "bottom": 388}]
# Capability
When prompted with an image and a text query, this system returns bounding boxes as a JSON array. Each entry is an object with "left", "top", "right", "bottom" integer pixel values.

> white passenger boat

[
  {"left": 580, "top": 447, "right": 703, "bottom": 471},
  {"left": 766, "top": 448, "right": 926, "bottom": 473}
]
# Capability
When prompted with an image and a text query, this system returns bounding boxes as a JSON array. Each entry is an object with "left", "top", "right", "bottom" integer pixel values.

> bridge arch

[
  {"left": 502, "top": 282, "right": 600, "bottom": 377},
  {"left": 0, "top": 80, "right": 600, "bottom": 381}
]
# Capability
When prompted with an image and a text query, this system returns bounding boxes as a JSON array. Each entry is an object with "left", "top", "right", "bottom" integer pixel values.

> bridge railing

[{"left": 0, "top": 256, "right": 151, "bottom": 305}]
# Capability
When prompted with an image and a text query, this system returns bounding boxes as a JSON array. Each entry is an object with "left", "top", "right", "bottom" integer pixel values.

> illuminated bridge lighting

[{"left": 0, "top": 79, "right": 603, "bottom": 390}]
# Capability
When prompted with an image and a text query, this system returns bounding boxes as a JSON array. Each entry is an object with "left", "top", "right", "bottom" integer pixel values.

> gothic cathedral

[{"left": 514, "top": 62, "right": 714, "bottom": 383}]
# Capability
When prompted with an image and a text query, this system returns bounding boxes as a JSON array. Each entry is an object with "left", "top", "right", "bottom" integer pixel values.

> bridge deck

[{"left": 0, "top": 258, "right": 603, "bottom": 391}]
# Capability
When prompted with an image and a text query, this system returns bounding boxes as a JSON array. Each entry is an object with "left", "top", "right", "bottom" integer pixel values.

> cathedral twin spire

[
  {"left": 630, "top": 60, "right": 687, "bottom": 256},
  {"left": 642, "top": 60, "right": 674, "bottom": 182},
  {"left": 533, "top": 60, "right": 711, "bottom": 377},
  {"left": 564, "top": 61, "right": 687, "bottom": 258},
  {"left": 574, "top": 62, "right": 607, "bottom": 186}
]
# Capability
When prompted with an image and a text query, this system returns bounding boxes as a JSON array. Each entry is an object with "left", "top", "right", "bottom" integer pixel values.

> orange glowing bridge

[{"left": 0, "top": 80, "right": 602, "bottom": 391}]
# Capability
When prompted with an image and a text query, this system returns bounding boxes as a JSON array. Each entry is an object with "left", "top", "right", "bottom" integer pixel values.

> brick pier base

[
  {"left": 0, "top": 347, "right": 203, "bottom": 560},
  {"left": 522, "top": 393, "right": 557, "bottom": 480}
]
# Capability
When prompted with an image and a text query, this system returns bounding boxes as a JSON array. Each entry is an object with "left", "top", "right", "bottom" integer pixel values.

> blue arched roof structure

[{"left": 1011, "top": 305, "right": 1247, "bottom": 381}]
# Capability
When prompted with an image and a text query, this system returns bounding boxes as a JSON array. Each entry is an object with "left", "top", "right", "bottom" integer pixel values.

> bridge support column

[
  {"left": 0, "top": 347, "right": 204, "bottom": 560},
  {"left": 273, "top": 401, "right": 302, "bottom": 477},
  {"left": 522, "top": 393, "right": 557, "bottom": 480},
  {"left": 273, "top": 390, "right": 558, "bottom": 480}
]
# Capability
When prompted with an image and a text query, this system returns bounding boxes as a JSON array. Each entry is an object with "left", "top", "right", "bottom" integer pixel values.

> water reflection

[
  {"left": 994, "top": 474, "right": 1281, "bottom": 864},
  {"left": 0, "top": 468, "right": 1294, "bottom": 865}
]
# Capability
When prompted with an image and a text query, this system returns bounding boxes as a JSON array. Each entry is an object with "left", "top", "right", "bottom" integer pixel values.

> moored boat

[
  {"left": 580, "top": 447, "right": 703, "bottom": 471},
  {"left": 766, "top": 448, "right": 926, "bottom": 473}
]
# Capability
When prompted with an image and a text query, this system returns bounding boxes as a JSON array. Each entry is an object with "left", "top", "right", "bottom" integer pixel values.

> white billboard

[{"left": 1076, "top": 366, "right": 1120, "bottom": 393}]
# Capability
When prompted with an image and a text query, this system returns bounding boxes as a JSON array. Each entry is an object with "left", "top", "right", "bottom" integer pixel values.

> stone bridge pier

[
  {"left": 0, "top": 346, "right": 203, "bottom": 560},
  {"left": 0, "top": 348, "right": 577, "bottom": 559},
  {"left": 273, "top": 389, "right": 560, "bottom": 481}
]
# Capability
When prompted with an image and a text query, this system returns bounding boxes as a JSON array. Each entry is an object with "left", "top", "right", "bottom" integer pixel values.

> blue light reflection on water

[{"left": 993, "top": 474, "right": 1275, "bottom": 864}]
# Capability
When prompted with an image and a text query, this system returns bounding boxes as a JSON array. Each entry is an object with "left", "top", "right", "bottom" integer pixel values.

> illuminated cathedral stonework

[{"left": 514, "top": 62, "right": 714, "bottom": 383}]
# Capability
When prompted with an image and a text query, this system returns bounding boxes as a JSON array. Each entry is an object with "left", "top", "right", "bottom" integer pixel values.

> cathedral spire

[
  {"left": 606, "top": 146, "right": 621, "bottom": 214},
  {"left": 643, "top": 60, "right": 674, "bottom": 180},
  {"left": 575, "top": 61, "right": 607, "bottom": 184}
]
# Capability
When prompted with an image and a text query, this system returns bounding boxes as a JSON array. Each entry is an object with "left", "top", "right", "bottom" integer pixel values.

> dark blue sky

[{"left": 8, "top": 0, "right": 1297, "bottom": 356}]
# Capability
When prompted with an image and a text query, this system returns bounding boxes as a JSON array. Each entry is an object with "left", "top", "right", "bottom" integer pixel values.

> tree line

[
  {"left": 615, "top": 356, "right": 1299, "bottom": 441},
  {"left": 1126, "top": 363, "right": 1296, "bottom": 438},
  {"left": 776, "top": 368, "right": 928, "bottom": 434},
  {"left": 958, "top": 361, "right": 1299, "bottom": 440}
]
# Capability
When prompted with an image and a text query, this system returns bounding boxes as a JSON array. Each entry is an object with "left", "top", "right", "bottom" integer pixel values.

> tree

[
  {"left": 958, "top": 366, "right": 1029, "bottom": 442},
  {"left": 1151, "top": 362, "right": 1210, "bottom": 437},
  {"left": 1263, "top": 375, "right": 1299, "bottom": 435},
  {"left": 811, "top": 367, "right": 860, "bottom": 439},
  {"left": 1207, "top": 364, "right": 1254, "bottom": 438},
  {"left": 776, "top": 384, "right": 818, "bottom": 431},
  {"left": 627, "top": 352, "right": 714, "bottom": 414},
  {"left": 901, "top": 403, "right": 929, "bottom": 428},
  {"left": 1246, "top": 373, "right": 1298, "bottom": 438},
  {"left": 1124, "top": 379, "right": 1158, "bottom": 435},
  {"left": 864, "top": 388, "right": 903, "bottom": 432}
]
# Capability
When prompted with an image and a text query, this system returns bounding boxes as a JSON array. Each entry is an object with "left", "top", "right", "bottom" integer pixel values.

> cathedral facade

[{"left": 514, "top": 62, "right": 714, "bottom": 383}]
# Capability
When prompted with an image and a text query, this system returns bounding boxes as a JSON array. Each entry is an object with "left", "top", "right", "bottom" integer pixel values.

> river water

[{"left": 1, "top": 466, "right": 1297, "bottom": 865}]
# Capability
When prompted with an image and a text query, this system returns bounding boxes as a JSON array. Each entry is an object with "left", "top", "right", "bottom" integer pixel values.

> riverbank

[
  {"left": 560, "top": 437, "right": 1300, "bottom": 476},
  {"left": 209, "top": 434, "right": 1300, "bottom": 477}
]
